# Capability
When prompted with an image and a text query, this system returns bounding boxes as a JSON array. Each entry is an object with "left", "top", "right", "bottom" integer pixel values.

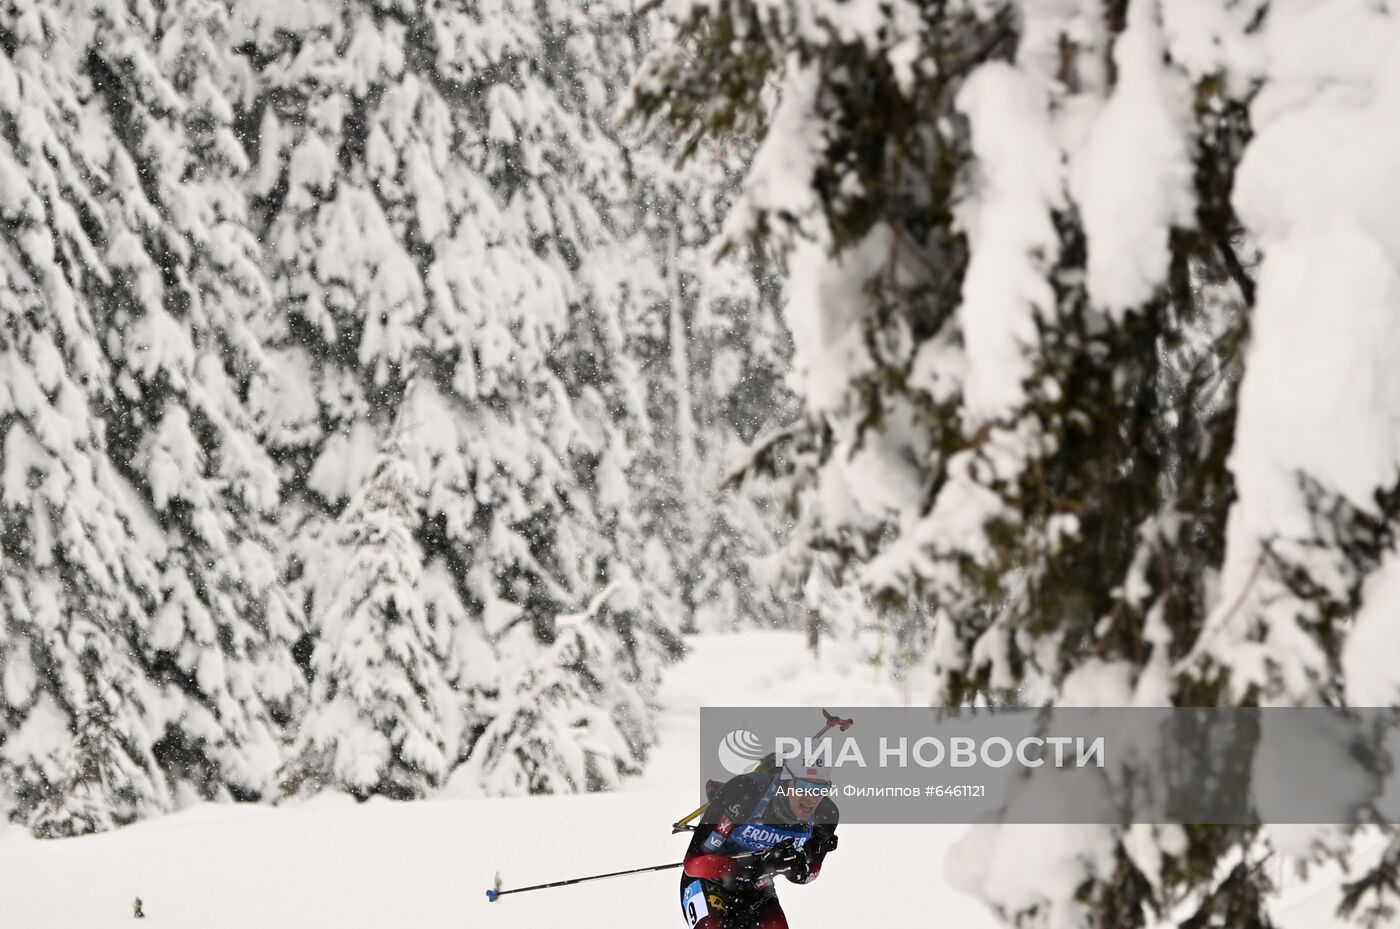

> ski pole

[
  {"left": 486, "top": 861, "right": 684, "bottom": 902},
  {"left": 670, "top": 708, "right": 854, "bottom": 833}
]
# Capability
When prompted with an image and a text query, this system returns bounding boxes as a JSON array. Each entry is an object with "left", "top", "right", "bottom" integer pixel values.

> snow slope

[{"left": 0, "top": 632, "right": 1381, "bottom": 928}]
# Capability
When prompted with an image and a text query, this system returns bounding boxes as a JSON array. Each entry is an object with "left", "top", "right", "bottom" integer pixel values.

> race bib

[{"left": 682, "top": 880, "right": 710, "bottom": 927}]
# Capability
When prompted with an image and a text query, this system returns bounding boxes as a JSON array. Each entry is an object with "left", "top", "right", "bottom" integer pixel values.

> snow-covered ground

[{"left": 0, "top": 632, "right": 1382, "bottom": 928}]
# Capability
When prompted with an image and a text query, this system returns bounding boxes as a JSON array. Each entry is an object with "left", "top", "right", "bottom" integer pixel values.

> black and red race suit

[{"left": 678, "top": 772, "right": 839, "bottom": 929}]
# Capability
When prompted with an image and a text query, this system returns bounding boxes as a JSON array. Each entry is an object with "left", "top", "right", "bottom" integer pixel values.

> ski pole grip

[
  {"left": 486, "top": 889, "right": 500, "bottom": 903},
  {"left": 822, "top": 709, "right": 854, "bottom": 731}
]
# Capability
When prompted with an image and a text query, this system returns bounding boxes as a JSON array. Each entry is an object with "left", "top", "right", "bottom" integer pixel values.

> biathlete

[{"left": 678, "top": 759, "right": 839, "bottom": 929}]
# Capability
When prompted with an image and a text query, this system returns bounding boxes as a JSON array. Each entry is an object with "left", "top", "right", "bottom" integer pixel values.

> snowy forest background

[
  {"left": 0, "top": 0, "right": 842, "bottom": 836},
  {"left": 7, "top": 1, "right": 1400, "bottom": 927}
]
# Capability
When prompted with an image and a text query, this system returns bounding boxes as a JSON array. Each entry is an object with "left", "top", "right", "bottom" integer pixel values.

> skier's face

[
  {"left": 791, "top": 792, "right": 821, "bottom": 820},
  {"left": 789, "top": 782, "right": 827, "bottom": 820}
]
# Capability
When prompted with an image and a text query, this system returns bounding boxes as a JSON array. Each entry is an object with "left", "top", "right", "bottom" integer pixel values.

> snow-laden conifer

[
  {"left": 0, "top": 0, "right": 299, "bottom": 832},
  {"left": 288, "top": 428, "right": 452, "bottom": 798},
  {"left": 239, "top": 0, "right": 679, "bottom": 796},
  {"left": 627, "top": 1, "right": 1400, "bottom": 925}
]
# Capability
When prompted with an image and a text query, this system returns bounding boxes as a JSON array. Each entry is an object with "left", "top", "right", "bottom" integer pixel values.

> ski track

[{"left": 0, "top": 631, "right": 1377, "bottom": 928}]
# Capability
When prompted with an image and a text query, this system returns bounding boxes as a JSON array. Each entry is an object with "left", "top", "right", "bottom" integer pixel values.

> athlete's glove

[
  {"left": 756, "top": 840, "right": 809, "bottom": 882},
  {"left": 806, "top": 831, "right": 838, "bottom": 857},
  {"left": 784, "top": 851, "right": 811, "bottom": 884}
]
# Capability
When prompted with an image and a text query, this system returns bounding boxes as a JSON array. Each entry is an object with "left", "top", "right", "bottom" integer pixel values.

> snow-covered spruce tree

[
  {"left": 238, "top": 0, "right": 673, "bottom": 796},
  {"left": 669, "top": 175, "right": 803, "bottom": 636},
  {"left": 420, "top": 0, "right": 690, "bottom": 785},
  {"left": 630, "top": 2, "right": 1400, "bottom": 927},
  {"left": 445, "top": 0, "right": 697, "bottom": 688},
  {"left": 286, "top": 429, "right": 452, "bottom": 799},
  {"left": 622, "top": 14, "right": 800, "bottom": 633},
  {"left": 623, "top": 159, "right": 799, "bottom": 633},
  {"left": 510, "top": 0, "right": 689, "bottom": 700},
  {"left": 0, "top": 0, "right": 300, "bottom": 833},
  {"left": 91, "top": 0, "right": 305, "bottom": 806},
  {"left": 452, "top": 584, "right": 657, "bottom": 794}
]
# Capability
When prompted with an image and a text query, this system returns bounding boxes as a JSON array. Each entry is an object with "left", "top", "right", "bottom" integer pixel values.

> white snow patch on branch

[
  {"left": 955, "top": 61, "right": 1063, "bottom": 421},
  {"left": 1071, "top": 0, "right": 1195, "bottom": 317}
]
